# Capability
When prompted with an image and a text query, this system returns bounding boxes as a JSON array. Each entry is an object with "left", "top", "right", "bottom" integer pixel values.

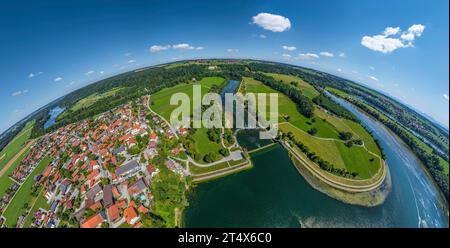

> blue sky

[{"left": 0, "top": 0, "right": 448, "bottom": 133}]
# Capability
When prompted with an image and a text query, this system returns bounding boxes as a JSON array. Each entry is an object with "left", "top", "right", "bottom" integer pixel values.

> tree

[{"left": 308, "top": 128, "right": 318, "bottom": 136}]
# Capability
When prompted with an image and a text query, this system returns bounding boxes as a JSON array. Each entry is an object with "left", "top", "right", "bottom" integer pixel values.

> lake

[
  {"left": 183, "top": 85, "right": 449, "bottom": 227},
  {"left": 44, "top": 106, "right": 65, "bottom": 129}
]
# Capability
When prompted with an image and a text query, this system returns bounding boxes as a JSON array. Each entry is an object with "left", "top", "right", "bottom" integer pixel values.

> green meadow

[{"left": 4, "top": 156, "right": 52, "bottom": 227}]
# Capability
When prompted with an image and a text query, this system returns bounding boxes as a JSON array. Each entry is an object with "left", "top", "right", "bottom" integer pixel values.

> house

[
  {"left": 112, "top": 146, "right": 126, "bottom": 156},
  {"left": 107, "top": 203, "right": 120, "bottom": 222},
  {"left": 86, "top": 184, "right": 103, "bottom": 201},
  {"left": 127, "top": 178, "right": 147, "bottom": 197},
  {"left": 179, "top": 127, "right": 187, "bottom": 135},
  {"left": 81, "top": 213, "right": 104, "bottom": 228},
  {"left": 143, "top": 148, "right": 158, "bottom": 160},
  {"left": 124, "top": 207, "right": 139, "bottom": 225},
  {"left": 115, "top": 160, "right": 141, "bottom": 179},
  {"left": 103, "top": 184, "right": 113, "bottom": 208},
  {"left": 149, "top": 133, "right": 158, "bottom": 142}
]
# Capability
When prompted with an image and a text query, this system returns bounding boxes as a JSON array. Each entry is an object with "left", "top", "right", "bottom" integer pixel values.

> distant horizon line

[{"left": 1, "top": 57, "right": 448, "bottom": 136}]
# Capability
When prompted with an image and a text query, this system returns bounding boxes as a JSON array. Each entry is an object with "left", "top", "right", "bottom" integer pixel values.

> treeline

[
  {"left": 0, "top": 122, "right": 26, "bottom": 151},
  {"left": 251, "top": 73, "right": 314, "bottom": 118},
  {"left": 346, "top": 97, "right": 449, "bottom": 199},
  {"left": 284, "top": 132, "right": 359, "bottom": 179},
  {"left": 312, "top": 93, "right": 358, "bottom": 121}
]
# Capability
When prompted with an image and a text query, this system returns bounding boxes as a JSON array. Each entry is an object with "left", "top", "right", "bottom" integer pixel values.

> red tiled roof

[{"left": 81, "top": 213, "right": 103, "bottom": 228}]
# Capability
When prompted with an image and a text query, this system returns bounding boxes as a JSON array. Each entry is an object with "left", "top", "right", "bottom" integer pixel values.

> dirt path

[{"left": 0, "top": 139, "right": 34, "bottom": 177}]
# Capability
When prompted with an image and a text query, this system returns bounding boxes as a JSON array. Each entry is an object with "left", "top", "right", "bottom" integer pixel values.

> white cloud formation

[
  {"left": 444, "top": 94, "right": 449, "bottom": 101},
  {"left": 368, "top": 75, "right": 379, "bottom": 81},
  {"left": 84, "top": 70, "right": 95, "bottom": 76},
  {"left": 28, "top": 71, "right": 43, "bottom": 79},
  {"left": 320, "top": 51, "right": 334, "bottom": 57},
  {"left": 128, "top": 59, "right": 136, "bottom": 64},
  {"left": 227, "top": 49, "right": 239, "bottom": 53},
  {"left": 252, "top": 13, "right": 291, "bottom": 32},
  {"left": 99, "top": 71, "right": 105, "bottom": 74},
  {"left": 54, "top": 77, "right": 63, "bottom": 82},
  {"left": 297, "top": 53, "right": 319, "bottom": 60},
  {"left": 339, "top": 52, "right": 346, "bottom": 58},
  {"left": 150, "top": 45, "right": 171, "bottom": 53},
  {"left": 384, "top": 27, "right": 401, "bottom": 36},
  {"left": 282, "top": 54, "right": 291, "bottom": 58},
  {"left": 259, "top": 34, "right": 267, "bottom": 39},
  {"left": 173, "top": 43, "right": 194, "bottom": 50},
  {"left": 369, "top": 66, "right": 375, "bottom": 70},
  {"left": 11, "top": 89, "right": 28, "bottom": 97},
  {"left": 337, "top": 68, "right": 342, "bottom": 73},
  {"left": 196, "top": 46, "right": 205, "bottom": 50},
  {"left": 361, "top": 24, "right": 425, "bottom": 53},
  {"left": 282, "top": 45, "right": 296, "bottom": 51}
]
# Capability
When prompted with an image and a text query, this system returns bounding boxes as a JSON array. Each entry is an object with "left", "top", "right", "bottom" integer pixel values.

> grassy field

[
  {"left": 151, "top": 77, "right": 226, "bottom": 162},
  {"left": 243, "top": 77, "right": 340, "bottom": 139},
  {"left": 263, "top": 72, "right": 319, "bottom": 99},
  {"left": 3, "top": 156, "right": 52, "bottom": 227},
  {"left": 327, "top": 87, "right": 449, "bottom": 175},
  {"left": 23, "top": 189, "right": 50, "bottom": 227},
  {"left": 71, "top": 87, "right": 124, "bottom": 112},
  {"left": 0, "top": 121, "right": 34, "bottom": 171},
  {"left": 0, "top": 147, "right": 31, "bottom": 198},
  {"left": 280, "top": 122, "right": 381, "bottom": 179},
  {"left": 151, "top": 77, "right": 225, "bottom": 121}
]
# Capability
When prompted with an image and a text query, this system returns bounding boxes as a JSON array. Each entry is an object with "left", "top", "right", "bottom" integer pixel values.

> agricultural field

[
  {"left": 0, "top": 121, "right": 34, "bottom": 171},
  {"left": 3, "top": 156, "right": 52, "bottom": 227}
]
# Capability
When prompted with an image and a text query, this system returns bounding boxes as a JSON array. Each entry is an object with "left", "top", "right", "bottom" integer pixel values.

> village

[{"left": 0, "top": 96, "right": 191, "bottom": 228}]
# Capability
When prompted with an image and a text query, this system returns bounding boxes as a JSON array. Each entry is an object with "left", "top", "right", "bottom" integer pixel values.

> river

[{"left": 183, "top": 82, "right": 449, "bottom": 228}]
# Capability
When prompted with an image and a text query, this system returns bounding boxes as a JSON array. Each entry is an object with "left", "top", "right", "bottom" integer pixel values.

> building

[{"left": 115, "top": 160, "right": 141, "bottom": 179}]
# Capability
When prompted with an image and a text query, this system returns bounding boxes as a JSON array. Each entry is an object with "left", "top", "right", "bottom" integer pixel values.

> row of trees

[{"left": 313, "top": 93, "right": 358, "bottom": 121}]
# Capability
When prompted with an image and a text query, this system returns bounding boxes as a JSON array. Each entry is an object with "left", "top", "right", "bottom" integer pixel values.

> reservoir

[
  {"left": 183, "top": 83, "right": 449, "bottom": 227},
  {"left": 44, "top": 106, "right": 65, "bottom": 129}
]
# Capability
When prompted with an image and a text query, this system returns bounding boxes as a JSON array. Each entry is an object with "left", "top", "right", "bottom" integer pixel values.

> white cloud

[
  {"left": 149, "top": 45, "right": 171, "bottom": 53},
  {"left": 320, "top": 51, "right": 334, "bottom": 57},
  {"left": 11, "top": 89, "right": 28, "bottom": 97},
  {"left": 128, "top": 59, "right": 136, "bottom": 64},
  {"left": 196, "top": 46, "right": 205, "bottom": 50},
  {"left": 173, "top": 43, "right": 194, "bottom": 50},
  {"left": 339, "top": 52, "right": 346, "bottom": 57},
  {"left": 124, "top": 52, "right": 132, "bottom": 57},
  {"left": 444, "top": 94, "right": 449, "bottom": 101},
  {"left": 361, "top": 35, "right": 405, "bottom": 53},
  {"left": 259, "top": 34, "right": 267, "bottom": 39},
  {"left": 54, "top": 77, "right": 63, "bottom": 82},
  {"left": 384, "top": 27, "right": 401, "bottom": 36},
  {"left": 408, "top": 24, "right": 425, "bottom": 36},
  {"left": 28, "top": 71, "right": 43, "bottom": 79},
  {"left": 99, "top": 71, "right": 104, "bottom": 74},
  {"left": 84, "top": 70, "right": 95, "bottom": 76},
  {"left": 369, "top": 66, "right": 375, "bottom": 70},
  {"left": 368, "top": 75, "right": 379, "bottom": 81},
  {"left": 297, "top": 53, "right": 319, "bottom": 60},
  {"left": 361, "top": 24, "right": 425, "bottom": 53},
  {"left": 282, "top": 45, "right": 296, "bottom": 51},
  {"left": 227, "top": 49, "right": 239, "bottom": 53},
  {"left": 337, "top": 68, "right": 342, "bottom": 73},
  {"left": 252, "top": 13, "right": 291, "bottom": 32},
  {"left": 282, "top": 54, "right": 291, "bottom": 58}
]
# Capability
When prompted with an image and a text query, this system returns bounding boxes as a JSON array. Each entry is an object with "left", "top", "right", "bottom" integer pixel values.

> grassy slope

[
  {"left": 23, "top": 190, "right": 50, "bottom": 227},
  {"left": 280, "top": 122, "right": 380, "bottom": 179},
  {"left": 3, "top": 156, "right": 52, "bottom": 227},
  {"left": 71, "top": 87, "right": 124, "bottom": 112},
  {"left": 0, "top": 121, "right": 34, "bottom": 171},
  {"left": 327, "top": 87, "right": 449, "bottom": 176}
]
